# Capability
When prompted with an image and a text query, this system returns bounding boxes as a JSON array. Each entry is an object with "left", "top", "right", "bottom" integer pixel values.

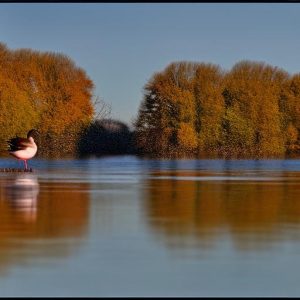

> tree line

[
  {"left": 0, "top": 43, "right": 135, "bottom": 158},
  {"left": 134, "top": 61, "right": 300, "bottom": 158},
  {"left": 1, "top": 42, "right": 300, "bottom": 159}
]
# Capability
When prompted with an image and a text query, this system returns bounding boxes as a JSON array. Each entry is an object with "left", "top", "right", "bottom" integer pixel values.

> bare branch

[{"left": 93, "top": 95, "right": 112, "bottom": 120}]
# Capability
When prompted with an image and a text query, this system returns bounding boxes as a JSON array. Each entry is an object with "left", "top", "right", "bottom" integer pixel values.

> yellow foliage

[
  {"left": 286, "top": 123, "right": 298, "bottom": 144},
  {"left": 0, "top": 43, "right": 95, "bottom": 157},
  {"left": 177, "top": 123, "right": 198, "bottom": 150},
  {"left": 136, "top": 60, "right": 300, "bottom": 158}
]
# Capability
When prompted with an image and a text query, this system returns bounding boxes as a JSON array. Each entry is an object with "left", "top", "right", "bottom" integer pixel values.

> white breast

[{"left": 10, "top": 137, "right": 38, "bottom": 160}]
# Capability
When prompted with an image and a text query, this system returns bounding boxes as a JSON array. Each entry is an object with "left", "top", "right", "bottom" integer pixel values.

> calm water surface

[{"left": 0, "top": 156, "right": 300, "bottom": 296}]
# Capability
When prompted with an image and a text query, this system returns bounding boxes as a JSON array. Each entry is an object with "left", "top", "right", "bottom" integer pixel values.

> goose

[{"left": 7, "top": 129, "right": 39, "bottom": 170}]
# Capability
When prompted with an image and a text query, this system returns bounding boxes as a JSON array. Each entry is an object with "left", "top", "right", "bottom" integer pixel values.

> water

[{"left": 0, "top": 156, "right": 300, "bottom": 296}]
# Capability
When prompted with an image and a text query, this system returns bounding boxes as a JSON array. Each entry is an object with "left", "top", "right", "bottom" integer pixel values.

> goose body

[{"left": 7, "top": 129, "right": 39, "bottom": 170}]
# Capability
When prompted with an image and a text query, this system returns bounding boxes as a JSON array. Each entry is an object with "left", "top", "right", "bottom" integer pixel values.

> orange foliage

[
  {"left": 135, "top": 60, "right": 300, "bottom": 158},
  {"left": 0, "top": 43, "right": 95, "bottom": 157}
]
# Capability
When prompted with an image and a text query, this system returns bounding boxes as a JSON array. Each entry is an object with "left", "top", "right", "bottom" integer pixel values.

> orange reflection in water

[
  {"left": 0, "top": 173, "right": 90, "bottom": 273},
  {"left": 144, "top": 170, "right": 300, "bottom": 252}
]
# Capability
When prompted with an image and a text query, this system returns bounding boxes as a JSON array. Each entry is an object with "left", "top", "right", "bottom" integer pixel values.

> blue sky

[{"left": 0, "top": 3, "right": 300, "bottom": 125}]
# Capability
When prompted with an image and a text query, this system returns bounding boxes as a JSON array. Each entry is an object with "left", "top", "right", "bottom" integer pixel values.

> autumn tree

[
  {"left": 193, "top": 63, "right": 225, "bottom": 155},
  {"left": 279, "top": 74, "right": 300, "bottom": 153},
  {"left": 135, "top": 62, "right": 198, "bottom": 157},
  {"left": 0, "top": 43, "right": 95, "bottom": 157},
  {"left": 135, "top": 60, "right": 299, "bottom": 158},
  {"left": 0, "top": 44, "right": 39, "bottom": 155},
  {"left": 221, "top": 61, "right": 288, "bottom": 157}
]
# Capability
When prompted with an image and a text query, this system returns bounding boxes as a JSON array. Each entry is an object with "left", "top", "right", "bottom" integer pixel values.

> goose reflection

[
  {"left": 0, "top": 174, "right": 90, "bottom": 275},
  {"left": 4, "top": 173, "right": 39, "bottom": 221}
]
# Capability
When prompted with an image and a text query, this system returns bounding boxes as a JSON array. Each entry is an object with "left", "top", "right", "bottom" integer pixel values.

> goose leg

[{"left": 24, "top": 160, "right": 28, "bottom": 170}]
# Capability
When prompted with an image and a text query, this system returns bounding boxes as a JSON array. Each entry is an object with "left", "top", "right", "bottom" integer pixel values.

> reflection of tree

[
  {"left": 0, "top": 173, "right": 90, "bottom": 274},
  {"left": 144, "top": 171, "right": 300, "bottom": 252}
]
